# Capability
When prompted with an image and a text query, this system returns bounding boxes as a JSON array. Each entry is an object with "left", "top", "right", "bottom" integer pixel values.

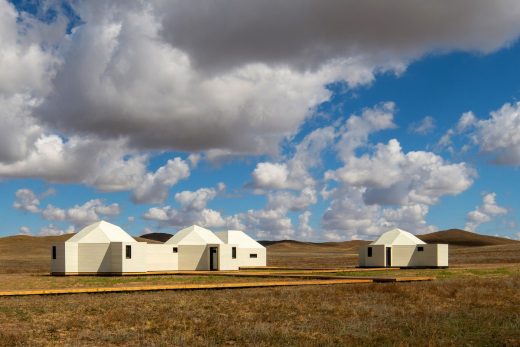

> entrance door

[
  {"left": 209, "top": 247, "right": 218, "bottom": 271},
  {"left": 386, "top": 247, "right": 392, "bottom": 267}
]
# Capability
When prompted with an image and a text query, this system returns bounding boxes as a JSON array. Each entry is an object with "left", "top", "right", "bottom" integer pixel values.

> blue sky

[{"left": 2, "top": 1, "right": 520, "bottom": 240}]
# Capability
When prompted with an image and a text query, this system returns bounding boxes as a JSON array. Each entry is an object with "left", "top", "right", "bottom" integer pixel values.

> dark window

[
  {"left": 250, "top": 253, "right": 257, "bottom": 258},
  {"left": 126, "top": 245, "right": 132, "bottom": 259},
  {"left": 173, "top": 247, "right": 178, "bottom": 253},
  {"left": 232, "top": 247, "right": 237, "bottom": 259},
  {"left": 52, "top": 246, "right": 56, "bottom": 260},
  {"left": 417, "top": 246, "right": 424, "bottom": 252},
  {"left": 367, "top": 247, "right": 372, "bottom": 257}
]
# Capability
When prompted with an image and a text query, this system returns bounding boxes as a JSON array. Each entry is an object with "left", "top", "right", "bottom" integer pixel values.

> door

[
  {"left": 209, "top": 247, "right": 218, "bottom": 271},
  {"left": 386, "top": 247, "right": 392, "bottom": 267}
]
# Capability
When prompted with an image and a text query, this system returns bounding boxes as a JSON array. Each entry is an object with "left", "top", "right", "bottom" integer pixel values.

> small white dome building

[{"left": 359, "top": 228, "right": 448, "bottom": 268}]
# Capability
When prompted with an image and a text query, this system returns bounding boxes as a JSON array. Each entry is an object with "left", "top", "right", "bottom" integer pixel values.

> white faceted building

[
  {"left": 358, "top": 228, "right": 448, "bottom": 268},
  {"left": 51, "top": 220, "right": 147, "bottom": 275},
  {"left": 215, "top": 230, "right": 266, "bottom": 267},
  {"left": 51, "top": 221, "right": 267, "bottom": 274}
]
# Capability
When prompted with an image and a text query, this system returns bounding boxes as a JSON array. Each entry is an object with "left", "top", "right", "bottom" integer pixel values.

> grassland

[{"left": 0, "top": 233, "right": 519, "bottom": 346}]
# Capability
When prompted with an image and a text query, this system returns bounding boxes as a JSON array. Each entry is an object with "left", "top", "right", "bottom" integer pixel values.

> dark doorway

[
  {"left": 209, "top": 247, "right": 218, "bottom": 271},
  {"left": 386, "top": 247, "right": 391, "bottom": 267}
]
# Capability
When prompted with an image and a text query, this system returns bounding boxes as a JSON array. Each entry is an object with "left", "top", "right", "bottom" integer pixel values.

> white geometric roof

[
  {"left": 165, "top": 225, "right": 224, "bottom": 245},
  {"left": 370, "top": 228, "right": 426, "bottom": 246},
  {"left": 215, "top": 230, "right": 264, "bottom": 248},
  {"left": 66, "top": 220, "right": 136, "bottom": 243}
]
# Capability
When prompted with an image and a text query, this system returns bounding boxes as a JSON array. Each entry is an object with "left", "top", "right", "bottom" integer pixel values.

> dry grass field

[{"left": 0, "top": 231, "right": 519, "bottom": 346}]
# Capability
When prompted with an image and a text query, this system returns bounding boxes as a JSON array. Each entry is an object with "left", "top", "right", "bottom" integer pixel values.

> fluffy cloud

[
  {"left": 19, "top": 226, "right": 31, "bottom": 235},
  {"left": 143, "top": 185, "right": 241, "bottom": 229},
  {"left": 39, "top": 224, "right": 74, "bottom": 236},
  {"left": 409, "top": 116, "right": 435, "bottom": 135},
  {"left": 1, "top": 1, "right": 520, "bottom": 192},
  {"left": 297, "top": 211, "right": 314, "bottom": 239},
  {"left": 131, "top": 158, "right": 190, "bottom": 204},
  {"left": 11, "top": 0, "right": 518, "bottom": 160},
  {"left": 13, "top": 189, "right": 40, "bottom": 213},
  {"left": 251, "top": 126, "right": 336, "bottom": 190},
  {"left": 159, "top": 1, "right": 520, "bottom": 73},
  {"left": 336, "top": 102, "right": 396, "bottom": 161},
  {"left": 330, "top": 139, "right": 475, "bottom": 206},
  {"left": 321, "top": 186, "right": 435, "bottom": 241},
  {"left": 465, "top": 193, "right": 508, "bottom": 231},
  {"left": 41, "top": 199, "right": 121, "bottom": 228},
  {"left": 473, "top": 102, "right": 520, "bottom": 165}
]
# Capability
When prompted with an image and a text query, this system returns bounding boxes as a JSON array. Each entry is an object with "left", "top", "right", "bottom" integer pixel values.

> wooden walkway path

[{"left": 0, "top": 276, "right": 434, "bottom": 297}]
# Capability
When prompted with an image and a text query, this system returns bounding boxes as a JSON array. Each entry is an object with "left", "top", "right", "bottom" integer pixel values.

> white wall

[
  {"left": 51, "top": 243, "right": 79, "bottom": 274},
  {"left": 237, "top": 247, "right": 266, "bottom": 267},
  {"left": 178, "top": 245, "right": 209, "bottom": 270},
  {"left": 146, "top": 244, "right": 179, "bottom": 271},
  {"left": 120, "top": 242, "right": 147, "bottom": 273},
  {"left": 359, "top": 245, "right": 386, "bottom": 267},
  {"left": 77, "top": 243, "right": 111, "bottom": 273},
  {"left": 218, "top": 244, "right": 239, "bottom": 270}
]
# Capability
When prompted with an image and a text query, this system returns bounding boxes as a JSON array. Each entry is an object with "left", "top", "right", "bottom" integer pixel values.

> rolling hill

[
  {"left": 417, "top": 229, "right": 518, "bottom": 247},
  {"left": 139, "top": 232, "right": 174, "bottom": 243}
]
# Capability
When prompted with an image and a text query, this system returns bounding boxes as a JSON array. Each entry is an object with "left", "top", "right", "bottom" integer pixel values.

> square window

[
  {"left": 232, "top": 247, "right": 237, "bottom": 259},
  {"left": 250, "top": 253, "right": 257, "bottom": 258},
  {"left": 52, "top": 246, "right": 56, "bottom": 260},
  {"left": 126, "top": 245, "right": 132, "bottom": 259},
  {"left": 367, "top": 247, "right": 372, "bottom": 257},
  {"left": 173, "top": 247, "right": 178, "bottom": 253},
  {"left": 418, "top": 246, "right": 424, "bottom": 252}
]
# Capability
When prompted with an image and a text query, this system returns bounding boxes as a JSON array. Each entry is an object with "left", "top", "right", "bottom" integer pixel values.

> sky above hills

[{"left": 1, "top": 0, "right": 520, "bottom": 240}]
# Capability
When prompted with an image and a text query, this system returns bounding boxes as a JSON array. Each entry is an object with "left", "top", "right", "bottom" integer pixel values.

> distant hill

[
  {"left": 260, "top": 239, "right": 370, "bottom": 250},
  {"left": 418, "top": 229, "right": 518, "bottom": 247},
  {"left": 139, "top": 232, "right": 173, "bottom": 243}
]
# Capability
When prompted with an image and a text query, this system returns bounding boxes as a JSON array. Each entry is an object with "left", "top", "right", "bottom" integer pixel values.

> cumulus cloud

[
  {"left": 409, "top": 116, "right": 435, "bottom": 135},
  {"left": 0, "top": 1, "right": 519, "bottom": 194},
  {"left": 13, "top": 189, "right": 40, "bottom": 213},
  {"left": 473, "top": 102, "right": 520, "bottom": 165},
  {"left": 41, "top": 199, "right": 121, "bottom": 228},
  {"left": 10, "top": 0, "right": 517, "bottom": 161},
  {"left": 330, "top": 139, "right": 475, "bottom": 206},
  {"left": 336, "top": 102, "right": 397, "bottom": 161},
  {"left": 39, "top": 224, "right": 74, "bottom": 236},
  {"left": 465, "top": 193, "right": 508, "bottom": 231},
  {"left": 143, "top": 185, "right": 241, "bottom": 229},
  {"left": 297, "top": 211, "right": 314, "bottom": 239},
  {"left": 321, "top": 186, "right": 436, "bottom": 241},
  {"left": 131, "top": 158, "right": 190, "bottom": 204},
  {"left": 19, "top": 226, "right": 31, "bottom": 235},
  {"left": 251, "top": 126, "right": 336, "bottom": 190}
]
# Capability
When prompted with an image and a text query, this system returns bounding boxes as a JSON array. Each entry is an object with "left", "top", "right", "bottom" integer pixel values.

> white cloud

[
  {"left": 143, "top": 185, "right": 241, "bottom": 229},
  {"left": 267, "top": 187, "right": 317, "bottom": 212},
  {"left": 465, "top": 193, "right": 508, "bottom": 231},
  {"left": 336, "top": 102, "right": 396, "bottom": 161},
  {"left": 409, "top": 116, "right": 435, "bottom": 135},
  {"left": 19, "top": 226, "right": 31, "bottom": 235},
  {"left": 42, "top": 205, "right": 66, "bottom": 221},
  {"left": 297, "top": 211, "right": 314, "bottom": 239},
  {"left": 251, "top": 163, "right": 291, "bottom": 190},
  {"left": 131, "top": 157, "right": 190, "bottom": 204},
  {"left": 251, "top": 126, "right": 336, "bottom": 190},
  {"left": 13, "top": 189, "right": 40, "bottom": 213},
  {"left": 330, "top": 139, "right": 475, "bottom": 206},
  {"left": 41, "top": 199, "right": 121, "bottom": 228},
  {"left": 473, "top": 102, "right": 520, "bottom": 165},
  {"left": 39, "top": 224, "right": 74, "bottom": 237}
]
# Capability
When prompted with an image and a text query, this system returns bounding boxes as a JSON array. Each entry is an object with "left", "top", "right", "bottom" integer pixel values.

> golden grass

[{"left": 0, "top": 275, "right": 519, "bottom": 346}]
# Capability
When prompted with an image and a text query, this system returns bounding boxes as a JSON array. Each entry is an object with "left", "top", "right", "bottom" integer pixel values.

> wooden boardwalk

[{"left": 0, "top": 276, "right": 434, "bottom": 297}]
